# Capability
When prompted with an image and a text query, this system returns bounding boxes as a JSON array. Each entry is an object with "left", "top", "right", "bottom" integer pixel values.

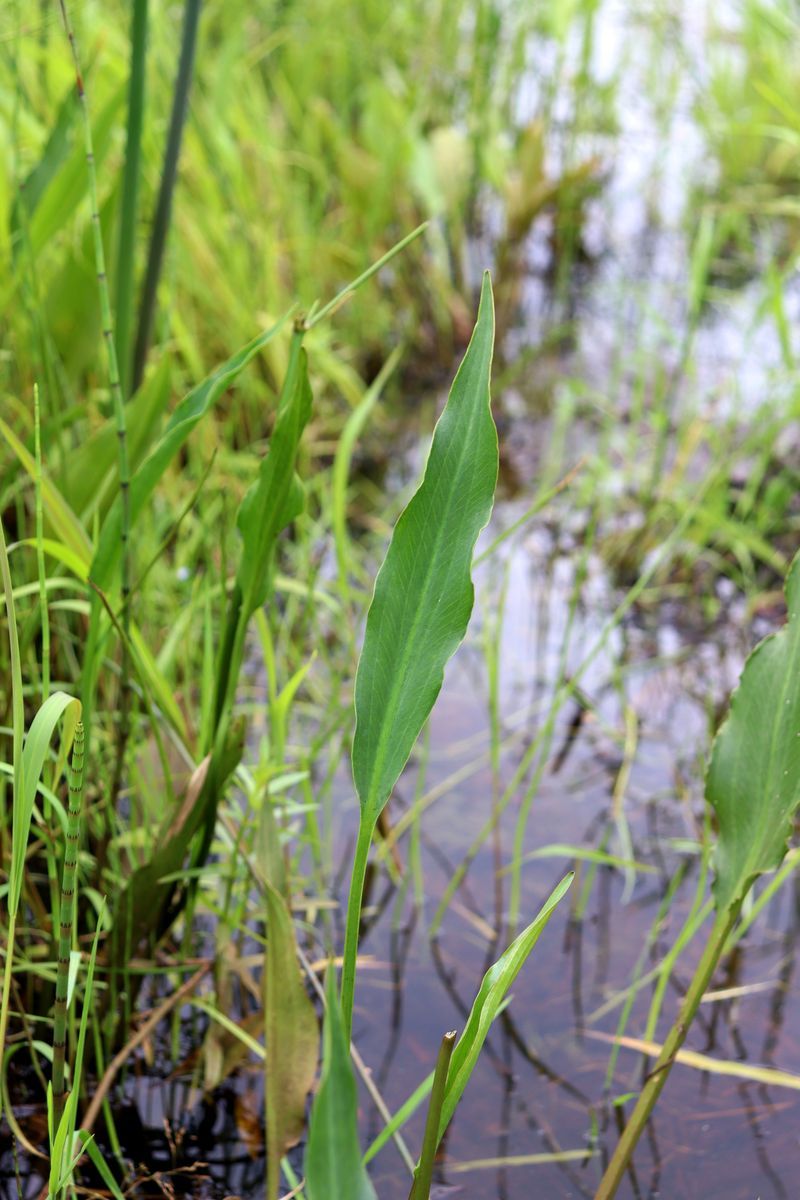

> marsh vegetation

[{"left": 2, "top": 2, "right": 800, "bottom": 1198}]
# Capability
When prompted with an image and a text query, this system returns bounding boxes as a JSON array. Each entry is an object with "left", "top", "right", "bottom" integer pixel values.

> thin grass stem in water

[
  {"left": 58, "top": 2, "right": 133, "bottom": 791},
  {"left": 52, "top": 721, "right": 84, "bottom": 1124}
]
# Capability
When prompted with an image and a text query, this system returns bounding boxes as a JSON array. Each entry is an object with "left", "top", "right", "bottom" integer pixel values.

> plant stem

[
  {"left": 34, "top": 386, "right": 50, "bottom": 701},
  {"left": 52, "top": 722, "right": 85, "bottom": 1124},
  {"left": 408, "top": 1030, "right": 457, "bottom": 1200},
  {"left": 340, "top": 818, "right": 374, "bottom": 1041},
  {"left": 58, "top": 2, "right": 132, "bottom": 793},
  {"left": 132, "top": 0, "right": 201, "bottom": 394},
  {"left": 0, "top": 516, "right": 24, "bottom": 1118},
  {"left": 595, "top": 903, "right": 740, "bottom": 1199},
  {"left": 115, "top": 0, "right": 149, "bottom": 400}
]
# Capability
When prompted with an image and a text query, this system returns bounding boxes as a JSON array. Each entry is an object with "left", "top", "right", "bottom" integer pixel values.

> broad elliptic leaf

[
  {"left": 436, "top": 873, "right": 572, "bottom": 1142},
  {"left": 305, "top": 971, "right": 377, "bottom": 1200},
  {"left": 352, "top": 272, "right": 497, "bottom": 825},
  {"left": 264, "top": 882, "right": 318, "bottom": 1200},
  {"left": 708, "top": 551, "right": 800, "bottom": 912}
]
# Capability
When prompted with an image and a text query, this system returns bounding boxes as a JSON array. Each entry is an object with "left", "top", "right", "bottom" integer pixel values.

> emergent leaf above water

[{"left": 707, "top": 550, "right": 800, "bottom": 912}]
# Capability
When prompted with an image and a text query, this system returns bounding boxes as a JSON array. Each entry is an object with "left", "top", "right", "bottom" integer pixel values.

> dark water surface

[{"left": 337, "top": 515, "right": 800, "bottom": 1200}]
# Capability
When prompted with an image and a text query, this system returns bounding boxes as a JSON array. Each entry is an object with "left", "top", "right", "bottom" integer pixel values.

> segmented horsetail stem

[
  {"left": 52, "top": 721, "right": 84, "bottom": 1124},
  {"left": 34, "top": 386, "right": 50, "bottom": 701},
  {"left": 58, "top": 3, "right": 133, "bottom": 792}
]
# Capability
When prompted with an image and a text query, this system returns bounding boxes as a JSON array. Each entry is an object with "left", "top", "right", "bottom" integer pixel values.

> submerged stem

[{"left": 595, "top": 903, "right": 740, "bottom": 1199}]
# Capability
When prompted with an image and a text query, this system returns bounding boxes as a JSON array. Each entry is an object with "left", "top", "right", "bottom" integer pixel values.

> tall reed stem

[
  {"left": 58, "top": 3, "right": 132, "bottom": 792},
  {"left": 132, "top": 0, "right": 201, "bottom": 393},
  {"left": 52, "top": 722, "right": 85, "bottom": 1124},
  {"left": 595, "top": 904, "right": 740, "bottom": 1199},
  {"left": 115, "top": 0, "right": 149, "bottom": 400}
]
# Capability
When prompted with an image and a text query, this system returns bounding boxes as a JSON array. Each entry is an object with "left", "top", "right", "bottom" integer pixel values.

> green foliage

[
  {"left": 5, "top": 2, "right": 800, "bottom": 1196},
  {"left": 90, "top": 315, "right": 289, "bottom": 594},
  {"left": 435, "top": 873, "right": 572, "bottom": 1141},
  {"left": 342, "top": 272, "right": 497, "bottom": 1034},
  {"left": 598, "top": 552, "right": 800, "bottom": 1196},
  {"left": 351, "top": 272, "right": 497, "bottom": 824},
  {"left": 708, "top": 550, "right": 800, "bottom": 911}
]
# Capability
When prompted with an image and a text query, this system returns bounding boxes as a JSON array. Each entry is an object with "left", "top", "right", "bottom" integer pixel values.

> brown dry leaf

[
  {"left": 265, "top": 882, "right": 318, "bottom": 1197},
  {"left": 235, "top": 1089, "right": 264, "bottom": 1160}
]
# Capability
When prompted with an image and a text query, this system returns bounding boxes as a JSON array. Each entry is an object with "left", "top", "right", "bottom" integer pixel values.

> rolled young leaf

[{"left": 436, "top": 872, "right": 571, "bottom": 1140}]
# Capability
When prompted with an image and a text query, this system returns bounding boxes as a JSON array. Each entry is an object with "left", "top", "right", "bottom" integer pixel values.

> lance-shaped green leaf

[
  {"left": 236, "top": 330, "right": 311, "bottom": 616},
  {"left": 305, "top": 971, "right": 377, "bottom": 1200},
  {"left": 707, "top": 550, "right": 800, "bottom": 913},
  {"left": 209, "top": 333, "right": 311, "bottom": 738},
  {"left": 264, "top": 881, "right": 318, "bottom": 1200},
  {"left": 352, "top": 271, "right": 497, "bottom": 824},
  {"left": 341, "top": 273, "right": 497, "bottom": 1037}
]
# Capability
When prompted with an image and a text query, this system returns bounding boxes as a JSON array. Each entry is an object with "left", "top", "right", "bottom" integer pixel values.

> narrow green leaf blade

[
  {"left": 352, "top": 273, "right": 497, "bottom": 824},
  {"left": 236, "top": 332, "right": 312, "bottom": 616},
  {"left": 707, "top": 551, "right": 800, "bottom": 911},
  {"left": 0, "top": 417, "right": 93, "bottom": 566},
  {"left": 305, "top": 971, "right": 377, "bottom": 1200},
  {"left": 64, "top": 354, "right": 173, "bottom": 522},
  {"left": 91, "top": 315, "right": 288, "bottom": 590},
  {"left": 13, "top": 691, "right": 81, "bottom": 914},
  {"left": 264, "top": 882, "right": 318, "bottom": 1200},
  {"left": 438, "top": 873, "right": 572, "bottom": 1140}
]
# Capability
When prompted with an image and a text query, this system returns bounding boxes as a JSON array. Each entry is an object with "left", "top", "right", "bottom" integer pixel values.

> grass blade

[{"left": 90, "top": 314, "right": 289, "bottom": 593}]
